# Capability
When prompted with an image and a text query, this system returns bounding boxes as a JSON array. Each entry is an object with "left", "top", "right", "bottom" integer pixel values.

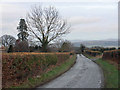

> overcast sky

[{"left": 0, "top": 0, "right": 119, "bottom": 41}]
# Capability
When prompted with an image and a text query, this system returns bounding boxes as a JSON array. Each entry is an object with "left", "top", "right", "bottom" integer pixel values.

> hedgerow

[
  {"left": 102, "top": 50, "right": 120, "bottom": 63},
  {"left": 2, "top": 52, "right": 70, "bottom": 88},
  {"left": 85, "top": 50, "right": 101, "bottom": 57}
]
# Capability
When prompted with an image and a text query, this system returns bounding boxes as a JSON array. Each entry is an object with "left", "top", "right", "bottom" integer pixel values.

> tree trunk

[{"left": 41, "top": 42, "right": 48, "bottom": 52}]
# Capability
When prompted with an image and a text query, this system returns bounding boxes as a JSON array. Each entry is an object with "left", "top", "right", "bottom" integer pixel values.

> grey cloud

[
  {"left": 1, "top": 2, "right": 117, "bottom": 40},
  {"left": 1, "top": 0, "right": 118, "bottom": 3},
  {"left": 68, "top": 16, "right": 101, "bottom": 26}
]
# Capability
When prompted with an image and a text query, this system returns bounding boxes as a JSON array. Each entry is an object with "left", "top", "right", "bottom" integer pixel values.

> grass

[
  {"left": 10, "top": 54, "right": 76, "bottom": 88},
  {"left": 95, "top": 59, "right": 118, "bottom": 88}
]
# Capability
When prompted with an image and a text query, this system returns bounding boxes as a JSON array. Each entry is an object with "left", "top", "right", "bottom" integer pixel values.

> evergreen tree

[
  {"left": 79, "top": 44, "right": 85, "bottom": 54},
  {"left": 17, "top": 19, "right": 29, "bottom": 41}
]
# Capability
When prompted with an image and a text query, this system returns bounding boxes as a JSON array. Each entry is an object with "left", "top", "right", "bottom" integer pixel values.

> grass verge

[
  {"left": 11, "top": 54, "right": 76, "bottom": 88},
  {"left": 95, "top": 59, "right": 118, "bottom": 88}
]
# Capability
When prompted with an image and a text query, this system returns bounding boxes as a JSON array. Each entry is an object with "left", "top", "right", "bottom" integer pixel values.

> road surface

[{"left": 37, "top": 54, "right": 104, "bottom": 88}]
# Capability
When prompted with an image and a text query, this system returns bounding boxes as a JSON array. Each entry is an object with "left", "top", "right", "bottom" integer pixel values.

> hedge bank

[
  {"left": 102, "top": 50, "right": 120, "bottom": 64},
  {"left": 2, "top": 52, "right": 72, "bottom": 88}
]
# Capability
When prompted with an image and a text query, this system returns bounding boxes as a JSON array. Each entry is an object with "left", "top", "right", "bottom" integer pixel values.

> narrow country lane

[{"left": 37, "top": 54, "right": 104, "bottom": 88}]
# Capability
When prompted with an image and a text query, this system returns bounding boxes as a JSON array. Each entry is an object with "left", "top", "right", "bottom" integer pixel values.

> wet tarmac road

[{"left": 37, "top": 54, "right": 103, "bottom": 88}]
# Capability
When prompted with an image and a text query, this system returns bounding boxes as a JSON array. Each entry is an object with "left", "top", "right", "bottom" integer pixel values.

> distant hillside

[{"left": 71, "top": 39, "right": 118, "bottom": 47}]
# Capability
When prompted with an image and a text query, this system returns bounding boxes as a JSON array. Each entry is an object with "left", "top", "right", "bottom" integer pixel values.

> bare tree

[
  {"left": 60, "top": 40, "right": 73, "bottom": 52},
  {"left": 26, "top": 6, "right": 70, "bottom": 52},
  {"left": 0, "top": 35, "right": 16, "bottom": 47},
  {"left": 28, "top": 36, "right": 36, "bottom": 47},
  {"left": 15, "top": 40, "right": 29, "bottom": 52},
  {"left": 55, "top": 39, "right": 64, "bottom": 49}
]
